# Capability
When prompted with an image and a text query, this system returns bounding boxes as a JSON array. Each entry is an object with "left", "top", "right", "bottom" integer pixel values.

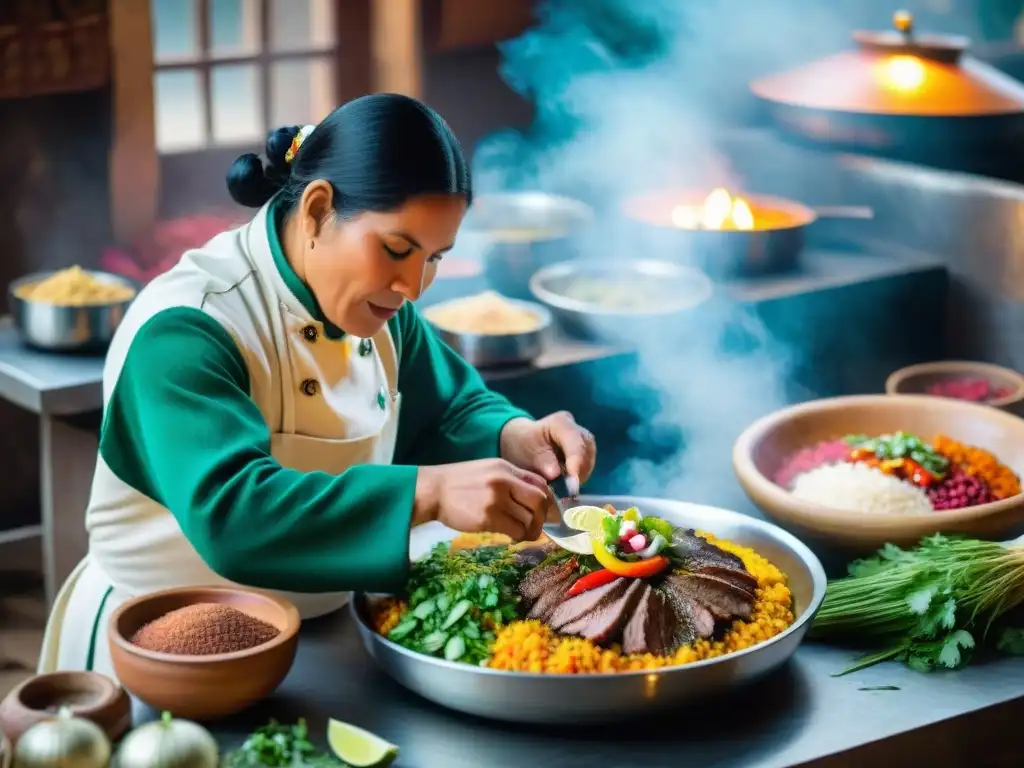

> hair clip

[{"left": 285, "top": 124, "right": 316, "bottom": 164}]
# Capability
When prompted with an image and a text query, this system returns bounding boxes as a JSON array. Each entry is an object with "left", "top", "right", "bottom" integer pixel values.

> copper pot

[{"left": 751, "top": 11, "right": 1024, "bottom": 153}]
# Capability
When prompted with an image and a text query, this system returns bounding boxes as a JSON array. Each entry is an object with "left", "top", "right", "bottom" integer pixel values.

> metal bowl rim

[
  {"left": 529, "top": 259, "right": 715, "bottom": 317},
  {"left": 9, "top": 269, "right": 140, "bottom": 308},
  {"left": 423, "top": 296, "right": 553, "bottom": 340},
  {"left": 462, "top": 192, "right": 595, "bottom": 238},
  {"left": 350, "top": 494, "right": 827, "bottom": 681}
]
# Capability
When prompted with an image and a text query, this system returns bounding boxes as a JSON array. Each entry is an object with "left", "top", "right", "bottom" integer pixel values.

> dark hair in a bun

[
  {"left": 226, "top": 126, "right": 302, "bottom": 208},
  {"left": 225, "top": 94, "right": 471, "bottom": 216}
]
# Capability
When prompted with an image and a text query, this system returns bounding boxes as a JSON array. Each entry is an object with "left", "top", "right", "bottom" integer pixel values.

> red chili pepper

[
  {"left": 566, "top": 568, "right": 618, "bottom": 597},
  {"left": 904, "top": 459, "right": 933, "bottom": 487}
]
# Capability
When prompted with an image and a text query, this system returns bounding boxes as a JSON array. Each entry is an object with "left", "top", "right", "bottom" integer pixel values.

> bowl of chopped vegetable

[
  {"left": 885, "top": 360, "right": 1024, "bottom": 417},
  {"left": 733, "top": 394, "right": 1024, "bottom": 550}
]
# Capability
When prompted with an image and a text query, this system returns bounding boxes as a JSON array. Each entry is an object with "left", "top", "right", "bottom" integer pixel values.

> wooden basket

[{"left": 0, "top": 1, "right": 110, "bottom": 100}]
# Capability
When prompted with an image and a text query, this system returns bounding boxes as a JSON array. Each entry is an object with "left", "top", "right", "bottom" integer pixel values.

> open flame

[{"left": 671, "top": 188, "right": 755, "bottom": 231}]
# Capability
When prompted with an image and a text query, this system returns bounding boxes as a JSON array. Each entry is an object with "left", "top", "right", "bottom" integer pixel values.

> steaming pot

[
  {"left": 750, "top": 11, "right": 1024, "bottom": 155},
  {"left": 461, "top": 192, "right": 594, "bottom": 300}
]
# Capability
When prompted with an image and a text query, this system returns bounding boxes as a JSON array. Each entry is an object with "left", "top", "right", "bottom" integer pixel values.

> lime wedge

[
  {"left": 564, "top": 505, "right": 612, "bottom": 536},
  {"left": 545, "top": 531, "right": 594, "bottom": 555},
  {"left": 327, "top": 719, "right": 398, "bottom": 768}
]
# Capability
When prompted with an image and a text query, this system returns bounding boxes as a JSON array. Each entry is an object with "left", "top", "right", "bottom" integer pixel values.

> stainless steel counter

[{"left": 133, "top": 611, "right": 1024, "bottom": 767}]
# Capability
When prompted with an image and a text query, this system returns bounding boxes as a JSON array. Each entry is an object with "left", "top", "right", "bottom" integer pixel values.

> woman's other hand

[
  {"left": 414, "top": 459, "right": 551, "bottom": 541},
  {"left": 499, "top": 412, "right": 597, "bottom": 487}
]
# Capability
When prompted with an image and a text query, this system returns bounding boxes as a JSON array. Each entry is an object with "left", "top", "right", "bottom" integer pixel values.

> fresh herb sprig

[
  {"left": 388, "top": 543, "right": 526, "bottom": 664},
  {"left": 221, "top": 719, "right": 342, "bottom": 766},
  {"left": 811, "top": 535, "right": 1024, "bottom": 674},
  {"left": 844, "top": 431, "right": 949, "bottom": 478}
]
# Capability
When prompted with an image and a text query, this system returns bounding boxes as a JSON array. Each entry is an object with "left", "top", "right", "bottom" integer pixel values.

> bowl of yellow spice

[
  {"left": 422, "top": 291, "right": 551, "bottom": 369},
  {"left": 9, "top": 266, "right": 138, "bottom": 352}
]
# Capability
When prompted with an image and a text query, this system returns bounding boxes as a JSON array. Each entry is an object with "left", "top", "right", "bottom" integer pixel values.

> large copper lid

[{"left": 750, "top": 11, "right": 1024, "bottom": 117}]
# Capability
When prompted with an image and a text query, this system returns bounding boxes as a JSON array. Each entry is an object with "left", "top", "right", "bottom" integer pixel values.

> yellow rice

[{"left": 374, "top": 530, "right": 794, "bottom": 674}]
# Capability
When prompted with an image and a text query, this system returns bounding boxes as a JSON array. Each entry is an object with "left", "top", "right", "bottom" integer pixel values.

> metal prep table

[{"left": 130, "top": 610, "right": 1024, "bottom": 767}]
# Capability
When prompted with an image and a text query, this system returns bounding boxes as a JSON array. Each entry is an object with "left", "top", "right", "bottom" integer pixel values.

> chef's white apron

[{"left": 37, "top": 204, "right": 403, "bottom": 680}]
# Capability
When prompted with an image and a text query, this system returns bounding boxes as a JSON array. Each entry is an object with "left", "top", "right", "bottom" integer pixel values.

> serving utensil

[{"left": 542, "top": 482, "right": 593, "bottom": 554}]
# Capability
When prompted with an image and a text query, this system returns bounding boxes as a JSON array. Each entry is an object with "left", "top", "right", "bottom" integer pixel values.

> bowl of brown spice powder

[{"left": 108, "top": 586, "right": 300, "bottom": 721}]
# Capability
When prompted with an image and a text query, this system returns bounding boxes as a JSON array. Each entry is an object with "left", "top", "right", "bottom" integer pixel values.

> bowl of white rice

[{"left": 732, "top": 394, "right": 1024, "bottom": 550}]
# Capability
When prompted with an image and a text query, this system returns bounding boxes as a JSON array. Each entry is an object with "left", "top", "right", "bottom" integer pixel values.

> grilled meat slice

[
  {"left": 691, "top": 564, "right": 758, "bottom": 596},
  {"left": 661, "top": 581, "right": 717, "bottom": 646},
  {"left": 512, "top": 539, "right": 561, "bottom": 568},
  {"left": 527, "top": 573, "right": 579, "bottom": 622},
  {"left": 561, "top": 579, "right": 647, "bottom": 645},
  {"left": 665, "top": 573, "right": 754, "bottom": 622},
  {"left": 518, "top": 560, "right": 576, "bottom": 609},
  {"left": 548, "top": 578, "right": 628, "bottom": 631},
  {"left": 671, "top": 529, "right": 746, "bottom": 572},
  {"left": 622, "top": 584, "right": 678, "bottom": 656}
]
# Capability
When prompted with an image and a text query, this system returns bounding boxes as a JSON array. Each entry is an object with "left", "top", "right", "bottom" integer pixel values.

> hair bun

[
  {"left": 266, "top": 125, "right": 303, "bottom": 172},
  {"left": 226, "top": 153, "right": 280, "bottom": 208}
]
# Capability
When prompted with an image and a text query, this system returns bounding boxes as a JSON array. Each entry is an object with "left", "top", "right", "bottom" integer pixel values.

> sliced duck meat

[
  {"left": 665, "top": 573, "right": 754, "bottom": 622},
  {"left": 661, "top": 586, "right": 717, "bottom": 645},
  {"left": 518, "top": 560, "right": 575, "bottom": 609},
  {"left": 512, "top": 539, "right": 560, "bottom": 567},
  {"left": 690, "top": 564, "right": 758, "bottom": 596},
  {"left": 561, "top": 579, "right": 647, "bottom": 645},
  {"left": 548, "top": 578, "right": 628, "bottom": 631},
  {"left": 527, "top": 573, "right": 579, "bottom": 623},
  {"left": 671, "top": 529, "right": 747, "bottom": 572},
  {"left": 622, "top": 585, "right": 678, "bottom": 656}
]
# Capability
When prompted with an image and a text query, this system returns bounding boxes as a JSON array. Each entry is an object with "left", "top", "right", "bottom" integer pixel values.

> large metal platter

[{"left": 351, "top": 495, "right": 827, "bottom": 724}]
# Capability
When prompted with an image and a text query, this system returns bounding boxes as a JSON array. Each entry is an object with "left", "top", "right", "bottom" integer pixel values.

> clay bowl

[
  {"left": 886, "top": 360, "right": 1024, "bottom": 418},
  {"left": 732, "top": 394, "right": 1024, "bottom": 551},
  {"left": 109, "top": 586, "right": 300, "bottom": 721},
  {"left": 0, "top": 671, "right": 131, "bottom": 746}
]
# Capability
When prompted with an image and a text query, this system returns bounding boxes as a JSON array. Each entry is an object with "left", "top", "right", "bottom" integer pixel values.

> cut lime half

[
  {"left": 564, "top": 505, "right": 612, "bottom": 536},
  {"left": 327, "top": 719, "right": 398, "bottom": 768}
]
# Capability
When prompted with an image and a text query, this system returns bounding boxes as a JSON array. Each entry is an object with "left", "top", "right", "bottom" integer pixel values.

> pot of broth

[
  {"left": 461, "top": 192, "right": 594, "bottom": 300},
  {"left": 750, "top": 11, "right": 1024, "bottom": 156},
  {"left": 621, "top": 188, "right": 872, "bottom": 278},
  {"left": 528, "top": 259, "right": 714, "bottom": 341}
]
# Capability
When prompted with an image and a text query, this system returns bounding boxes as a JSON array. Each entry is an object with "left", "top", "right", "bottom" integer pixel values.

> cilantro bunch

[{"left": 811, "top": 534, "right": 1024, "bottom": 674}]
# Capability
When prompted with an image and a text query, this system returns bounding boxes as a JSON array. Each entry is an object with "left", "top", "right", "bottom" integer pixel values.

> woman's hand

[
  {"left": 499, "top": 412, "right": 597, "bottom": 486},
  {"left": 414, "top": 459, "right": 551, "bottom": 541}
]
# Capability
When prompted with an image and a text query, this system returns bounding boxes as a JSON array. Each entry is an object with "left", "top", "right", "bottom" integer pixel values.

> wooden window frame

[{"left": 156, "top": 0, "right": 372, "bottom": 216}]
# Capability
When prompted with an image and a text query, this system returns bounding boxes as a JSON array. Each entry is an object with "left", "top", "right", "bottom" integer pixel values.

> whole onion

[
  {"left": 115, "top": 712, "right": 218, "bottom": 768},
  {"left": 13, "top": 707, "right": 111, "bottom": 768}
]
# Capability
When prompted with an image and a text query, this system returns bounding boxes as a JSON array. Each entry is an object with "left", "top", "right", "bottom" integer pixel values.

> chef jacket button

[
  {"left": 302, "top": 325, "right": 318, "bottom": 342},
  {"left": 301, "top": 379, "right": 319, "bottom": 396},
  {"left": 358, "top": 338, "right": 373, "bottom": 357}
]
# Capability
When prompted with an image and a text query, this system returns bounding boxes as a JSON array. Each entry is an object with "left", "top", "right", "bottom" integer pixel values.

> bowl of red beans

[
  {"left": 886, "top": 360, "right": 1024, "bottom": 416},
  {"left": 733, "top": 395, "right": 1024, "bottom": 550}
]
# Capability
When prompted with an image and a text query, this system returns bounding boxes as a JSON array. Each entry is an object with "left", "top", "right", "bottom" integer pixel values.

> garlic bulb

[
  {"left": 115, "top": 712, "right": 218, "bottom": 768},
  {"left": 13, "top": 707, "right": 111, "bottom": 768}
]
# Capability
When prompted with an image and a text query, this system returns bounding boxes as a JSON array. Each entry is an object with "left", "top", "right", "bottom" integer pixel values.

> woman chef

[{"left": 38, "top": 93, "right": 596, "bottom": 678}]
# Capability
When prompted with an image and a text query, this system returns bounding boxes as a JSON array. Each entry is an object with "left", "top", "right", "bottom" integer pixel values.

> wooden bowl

[
  {"left": 732, "top": 394, "right": 1024, "bottom": 550},
  {"left": 109, "top": 586, "right": 300, "bottom": 721},
  {"left": 886, "top": 360, "right": 1024, "bottom": 417},
  {"left": 0, "top": 671, "right": 130, "bottom": 746}
]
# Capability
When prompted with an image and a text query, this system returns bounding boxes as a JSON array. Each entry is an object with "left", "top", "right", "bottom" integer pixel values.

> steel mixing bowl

[
  {"left": 9, "top": 269, "right": 137, "bottom": 352},
  {"left": 423, "top": 297, "right": 552, "bottom": 369},
  {"left": 462, "top": 192, "right": 594, "bottom": 301},
  {"left": 529, "top": 259, "right": 714, "bottom": 341},
  {"left": 351, "top": 495, "right": 826, "bottom": 724}
]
